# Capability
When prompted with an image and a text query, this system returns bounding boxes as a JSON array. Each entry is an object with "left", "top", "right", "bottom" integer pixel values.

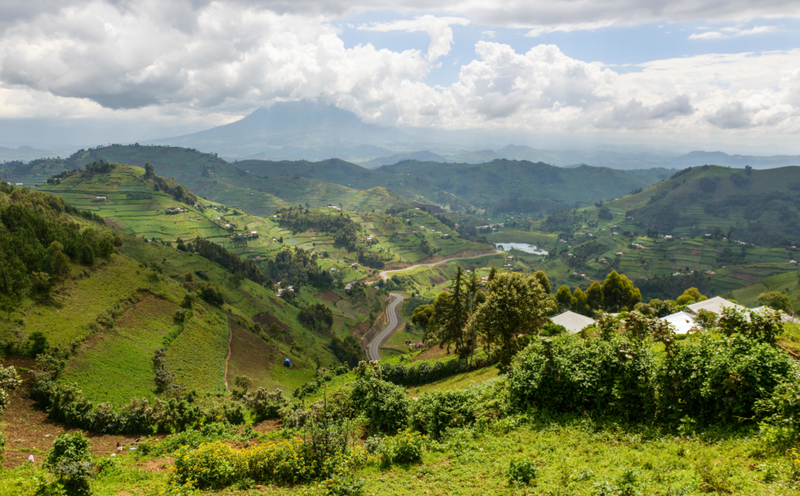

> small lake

[{"left": 495, "top": 243, "right": 548, "bottom": 255}]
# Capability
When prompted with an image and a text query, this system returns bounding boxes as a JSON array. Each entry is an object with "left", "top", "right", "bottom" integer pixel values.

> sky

[{"left": 1, "top": 0, "right": 800, "bottom": 153}]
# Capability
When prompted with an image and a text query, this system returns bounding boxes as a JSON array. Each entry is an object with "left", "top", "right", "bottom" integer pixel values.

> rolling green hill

[
  {"left": 2, "top": 146, "right": 670, "bottom": 218},
  {"left": 509, "top": 165, "right": 800, "bottom": 298},
  {"left": 380, "top": 160, "right": 669, "bottom": 214},
  {"left": 0, "top": 180, "right": 389, "bottom": 409},
  {"left": 0, "top": 145, "right": 414, "bottom": 215},
  {"left": 607, "top": 165, "right": 800, "bottom": 246}
]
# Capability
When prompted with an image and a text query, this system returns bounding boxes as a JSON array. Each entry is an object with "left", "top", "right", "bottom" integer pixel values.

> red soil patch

[{"left": 253, "top": 419, "right": 281, "bottom": 434}]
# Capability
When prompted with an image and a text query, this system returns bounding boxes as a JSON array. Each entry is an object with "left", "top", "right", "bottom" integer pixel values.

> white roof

[
  {"left": 661, "top": 311, "right": 696, "bottom": 335},
  {"left": 687, "top": 296, "right": 746, "bottom": 316},
  {"left": 751, "top": 306, "right": 800, "bottom": 325},
  {"left": 551, "top": 311, "right": 596, "bottom": 334}
]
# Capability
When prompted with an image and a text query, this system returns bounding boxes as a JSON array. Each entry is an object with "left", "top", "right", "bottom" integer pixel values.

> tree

[
  {"left": 435, "top": 266, "right": 471, "bottom": 358},
  {"left": 676, "top": 287, "right": 707, "bottom": 306},
  {"left": 757, "top": 291, "right": 793, "bottom": 314},
  {"left": 555, "top": 285, "right": 572, "bottom": 311},
  {"left": 572, "top": 288, "right": 591, "bottom": 316},
  {"left": 144, "top": 162, "right": 155, "bottom": 179},
  {"left": 586, "top": 281, "right": 603, "bottom": 310},
  {"left": 0, "top": 255, "right": 29, "bottom": 318},
  {"left": 533, "top": 270, "right": 551, "bottom": 294},
  {"left": 601, "top": 271, "right": 641, "bottom": 312},
  {"left": 466, "top": 272, "right": 556, "bottom": 370}
]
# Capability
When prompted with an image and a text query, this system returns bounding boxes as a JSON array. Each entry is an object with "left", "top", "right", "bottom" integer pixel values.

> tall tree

[
  {"left": 601, "top": 270, "right": 641, "bottom": 312},
  {"left": 435, "top": 266, "right": 471, "bottom": 359},
  {"left": 555, "top": 285, "right": 572, "bottom": 311},
  {"left": 533, "top": 270, "right": 551, "bottom": 294},
  {"left": 586, "top": 281, "right": 603, "bottom": 310},
  {"left": 466, "top": 272, "right": 556, "bottom": 370}
]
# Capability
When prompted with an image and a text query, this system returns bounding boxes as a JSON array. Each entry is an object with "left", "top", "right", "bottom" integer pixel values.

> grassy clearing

[{"left": 0, "top": 254, "right": 166, "bottom": 347}]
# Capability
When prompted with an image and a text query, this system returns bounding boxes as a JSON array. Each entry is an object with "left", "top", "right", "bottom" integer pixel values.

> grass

[
  {"left": 409, "top": 366, "right": 500, "bottom": 396},
  {"left": 166, "top": 305, "right": 229, "bottom": 395},
  {"left": 61, "top": 295, "right": 183, "bottom": 407},
  {"left": 0, "top": 254, "right": 172, "bottom": 347},
  {"left": 3, "top": 415, "right": 799, "bottom": 495}
]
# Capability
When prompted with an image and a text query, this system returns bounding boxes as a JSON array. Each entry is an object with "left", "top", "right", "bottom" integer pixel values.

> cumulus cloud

[
  {"left": 595, "top": 95, "right": 694, "bottom": 128},
  {"left": 1, "top": 0, "right": 800, "bottom": 145},
  {"left": 359, "top": 15, "right": 469, "bottom": 61}
]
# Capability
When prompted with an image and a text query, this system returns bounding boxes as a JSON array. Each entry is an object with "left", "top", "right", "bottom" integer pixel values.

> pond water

[{"left": 495, "top": 243, "right": 548, "bottom": 255}]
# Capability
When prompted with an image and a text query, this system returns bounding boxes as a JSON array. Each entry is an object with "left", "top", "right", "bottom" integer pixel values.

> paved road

[
  {"left": 377, "top": 250, "right": 502, "bottom": 281},
  {"left": 367, "top": 292, "right": 404, "bottom": 361},
  {"left": 366, "top": 250, "right": 501, "bottom": 360}
]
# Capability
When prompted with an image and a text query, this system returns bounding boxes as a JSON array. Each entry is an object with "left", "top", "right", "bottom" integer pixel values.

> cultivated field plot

[
  {"left": 166, "top": 306, "right": 229, "bottom": 395},
  {"left": 61, "top": 295, "right": 182, "bottom": 407}
]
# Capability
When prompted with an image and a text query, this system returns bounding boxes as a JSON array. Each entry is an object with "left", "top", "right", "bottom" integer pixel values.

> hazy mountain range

[{"left": 3, "top": 101, "right": 800, "bottom": 171}]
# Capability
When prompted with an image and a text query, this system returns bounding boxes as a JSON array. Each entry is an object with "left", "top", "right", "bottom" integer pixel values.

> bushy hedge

[
  {"left": 35, "top": 378, "right": 244, "bottom": 433},
  {"left": 659, "top": 333, "right": 793, "bottom": 424},
  {"left": 351, "top": 374, "right": 410, "bottom": 434},
  {"left": 507, "top": 328, "right": 797, "bottom": 426},
  {"left": 508, "top": 335, "right": 658, "bottom": 422}
]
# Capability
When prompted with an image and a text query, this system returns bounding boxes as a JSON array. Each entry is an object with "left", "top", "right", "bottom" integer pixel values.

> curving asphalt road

[{"left": 367, "top": 292, "right": 404, "bottom": 361}]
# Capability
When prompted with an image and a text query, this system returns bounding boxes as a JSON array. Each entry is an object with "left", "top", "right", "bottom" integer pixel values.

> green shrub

[
  {"left": 171, "top": 441, "right": 244, "bottom": 490},
  {"left": 755, "top": 372, "right": 800, "bottom": 449},
  {"left": 243, "top": 387, "right": 287, "bottom": 422},
  {"left": 44, "top": 432, "right": 93, "bottom": 495},
  {"left": 507, "top": 335, "right": 658, "bottom": 421},
  {"left": 508, "top": 456, "right": 537, "bottom": 485},
  {"left": 659, "top": 334, "right": 794, "bottom": 424},
  {"left": 350, "top": 374, "right": 409, "bottom": 434},
  {"left": 380, "top": 429, "right": 424, "bottom": 466},
  {"left": 409, "top": 388, "right": 479, "bottom": 439}
]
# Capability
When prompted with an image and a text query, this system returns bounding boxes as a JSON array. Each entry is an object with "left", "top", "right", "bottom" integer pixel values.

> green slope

[
  {"left": 380, "top": 160, "right": 669, "bottom": 213},
  {"left": 608, "top": 165, "right": 800, "bottom": 246}
]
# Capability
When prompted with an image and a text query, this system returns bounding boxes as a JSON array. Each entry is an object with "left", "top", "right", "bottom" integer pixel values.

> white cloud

[
  {"left": 1, "top": 1, "right": 800, "bottom": 147},
  {"left": 689, "top": 24, "right": 777, "bottom": 40},
  {"left": 359, "top": 15, "right": 469, "bottom": 61}
]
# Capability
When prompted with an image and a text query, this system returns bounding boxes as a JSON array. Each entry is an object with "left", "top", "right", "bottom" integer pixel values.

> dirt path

[
  {"left": 224, "top": 313, "right": 233, "bottom": 391},
  {"left": 377, "top": 250, "right": 502, "bottom": 281}
]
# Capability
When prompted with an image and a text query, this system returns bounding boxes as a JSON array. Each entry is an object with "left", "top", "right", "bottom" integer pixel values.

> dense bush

[
  {"left": 659, "top": 333, "right": 795, "bottom": 424},
  {"left": 756, "top": 374, "right": 800, "bottom": 449},
  {"left": 243, "top": 388, "right": 287, "bottom": 422},
  {"left": 508, "top": 335, "right": 658, "bottom": 422},
  {"left": 379, "top": 429, "right": 425, "bottom": 466},
  {"left": 350, "top": 372, "right": 410, "bottom": 434},
  {"left": 44, "top": 432, "right": 93, "bottom": 495},
  {"left": 409, "top": 388, "right": 484, "bottom": 439}
]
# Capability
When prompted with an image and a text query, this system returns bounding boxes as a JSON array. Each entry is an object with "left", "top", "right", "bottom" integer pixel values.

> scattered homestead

[{"left": 551, "top": 296, "right": 798, "bottom": 335}]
